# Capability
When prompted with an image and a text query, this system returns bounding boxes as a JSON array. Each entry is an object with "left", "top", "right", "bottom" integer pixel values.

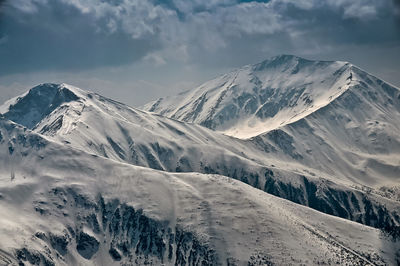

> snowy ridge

[
  {"left": 143, "top": 55, "right": 400, "bottom": 186},
  {"left": 3, "top": 83, "right": 83, "bottom": 129},
  {"left": 1, "top": 54, "right": 400, "bottom": 264},
  {"left": 0, "top": 118, "right": 399, "bottom": 265},
  {"left": 144, "top": 55, "right": 355, "bottom": 138},
  {"left": 250, "top": 64, "right": 400, "bottom": 188},
  {"left": 1, "top": 81, "right": 400, "bottom": 233}
]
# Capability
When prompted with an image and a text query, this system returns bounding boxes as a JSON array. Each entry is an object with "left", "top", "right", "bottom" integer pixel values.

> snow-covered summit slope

[
  {"left": 144, "top": 55, "right": 357, "bottom": 138},
  {"left": 143, "top": 55, "right": 400, "bottom": 141},
  {"left": 252, "top": 65, "right": 400, "bottom": 188},
  {"left": 3, "top": 83, "right": 82, "bottom": 129},
  {"left": 0, "top": 118, "right": 399, "bottom": 265},
  {"left": 142, "top": 55, "right": 400, "bottom": 184},
  {"left": 2, "top": 82, "right": 400, "bottom": 233},
  {"left": 0, "top": 83, "right": 271, "bottom": 171}
]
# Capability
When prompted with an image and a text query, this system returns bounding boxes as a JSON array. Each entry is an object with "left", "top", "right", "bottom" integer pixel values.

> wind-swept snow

[
  {"left": 2, "top": 80, "right": 400, "bottom": 234},
  {"left": 1, "top": 54, "right": 400, "bottom": 265},
  {"left": 0, "top": 119, "right": 399, "bottom": 265},
  {"left": 143, "top": 54, "right": 400, "bottom": 187},
  {"left": 143, "top": 55, "right": 354, "bottom": 138}
]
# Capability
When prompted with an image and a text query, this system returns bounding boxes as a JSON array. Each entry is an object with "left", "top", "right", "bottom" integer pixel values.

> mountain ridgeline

[
  {"left": 144, "top": 55, "right": 355, "bottom": 136},
  {"left": 1, "top": 55, "right": 400, "bottom": 264},
  {"left": 0, "top": 118, "right": 399, "bottom": 265}
]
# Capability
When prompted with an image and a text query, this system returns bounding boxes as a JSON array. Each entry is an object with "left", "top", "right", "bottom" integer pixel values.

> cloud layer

[
  {"left": 0, "top": 0, "right": 399, "bottom": 107},
  {"left": 0, "top": 0, "right": 399, "bottom": 75}
]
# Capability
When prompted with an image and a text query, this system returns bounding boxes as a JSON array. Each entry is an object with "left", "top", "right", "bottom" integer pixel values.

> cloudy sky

[{"left": 0, "top": 0, "right": 399, "bottom": 106}]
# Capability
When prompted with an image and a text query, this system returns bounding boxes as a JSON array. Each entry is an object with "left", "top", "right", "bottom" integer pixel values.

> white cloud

[
  {"left": 325, "top": 0, "right": 380, "bottom": 20},
  {"left": 342, "top": 4, "right": 377, "bottom": 19},
  {"left": 143, "top": 53, "right": 167, "bottom": 66},
  {"left": 213, "top": 2, "right": 283, "bottom": 36}
]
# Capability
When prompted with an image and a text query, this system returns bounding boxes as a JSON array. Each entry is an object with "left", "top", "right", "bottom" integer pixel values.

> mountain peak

[
  {"left": 31, "top": 83, "right": 85, "bottom": 97},
  {"left": 143, "top": 55, "right": 389, "bottom": 138},
  {"left": 252, "top": 54, "right": 338, "bottom": 73},
  {"left": 1, "top": 83, "right": 81, "bottom": 129},
  {"left": 270, "top": 54, "right": 300, "bottom": 61},
  {"left": 252, "top": 54, "right": 297, "bottom": 70}
]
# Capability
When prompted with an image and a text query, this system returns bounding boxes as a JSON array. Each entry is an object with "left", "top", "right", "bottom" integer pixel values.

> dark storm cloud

[
  {"left": 393, "top": 0, "right": 400, "bottom": 25},
  {"left": 0, "top": 0, "right": 399, "bottom": 75},
  {"left": 169, "top": 0, "right": 400, "bottom": 69},
  {"left": 0, "top": 0, "right": 163, "bottom": 75},
  {"left": 394, "top": 0, "right": 400, "bottom": 9},
  {"left": 280, "top": 1, "right": 398, "bottom": 45}
]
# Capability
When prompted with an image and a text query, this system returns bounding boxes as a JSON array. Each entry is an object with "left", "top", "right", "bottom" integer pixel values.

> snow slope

[
  {"left": 1, "top": 83, "right": 279, "bottom": 172},
  {"left": 143, "top": 55, "right": 354, "bottom": 138},
  {"left": 252, "top": 65, "right": 400, "bottom": 188},
  {"left": 2, "top": 83, "right": 400, "bottom": 233},
  {"left": 0, "top": 118, "right": 399, "bottom": 265},
  {"left": 143, "top": 55, "right": 400, "bottom": 184}
]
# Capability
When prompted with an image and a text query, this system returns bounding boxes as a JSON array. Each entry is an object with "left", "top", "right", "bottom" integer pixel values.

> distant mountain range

[{"left": 0, "top": 55, "right": 399, "bottom": 265}]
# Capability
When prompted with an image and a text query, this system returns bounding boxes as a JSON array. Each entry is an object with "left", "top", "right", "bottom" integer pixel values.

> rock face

[
  {"left": 4, "top": 83, "right": 79, "bottom": 129},
  {"left": 76, "top": 232, "right": 99, "bottom": 260},
  {"left": 16, "top": 187, "right": 216, "bottom": 265},
  {"left": 18, "top": 185, "right": 396, "bottom": 265}
]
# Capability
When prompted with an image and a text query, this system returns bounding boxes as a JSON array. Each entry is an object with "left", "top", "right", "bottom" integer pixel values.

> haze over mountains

[{"left": 0, "top": 55, "right": 399, "bottom": 265}]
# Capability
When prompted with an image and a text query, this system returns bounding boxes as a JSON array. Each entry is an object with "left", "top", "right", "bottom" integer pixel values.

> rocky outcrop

[
  {"left": 4, "top": 84, "right": 79, "bottom": 129},
  {"left": 15, "top": 187, "right": 218, "bottom": 265}
]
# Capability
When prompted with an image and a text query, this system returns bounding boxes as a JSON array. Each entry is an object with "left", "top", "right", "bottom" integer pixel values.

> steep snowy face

[
  {"left": 2, "top": 82, "right": 400, "bottom": 233},
  {"left": 143, "top": 55, "right": 352, "bottom": 138},
  {"left": 0, "top": 83, "right": 301, "bottom": 182},
  {"left": 2, "top": 83, "right": 81, "bottom": 129},
  {"left": 0, "top": 118, "right": 399, "bottom": 265},
  {"left": 250, "top": 66, "right": 400, "bottom": 187},
  {"left": 142, "top": 54, "right": 400, "bottom": 187}
]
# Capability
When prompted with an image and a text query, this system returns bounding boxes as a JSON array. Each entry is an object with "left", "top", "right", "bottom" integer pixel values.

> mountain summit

[
  {"left": 143, "top": 54, "right": 400, "bottom": 186},
  {"left": 2, "top": 83, "right": 82, "bottom": 129},
  {"left": 144, "top": 55, "right": 400, "bottom": 139},
  {"left": 0, "top": 56, "right": 400, "bottom": 265}
]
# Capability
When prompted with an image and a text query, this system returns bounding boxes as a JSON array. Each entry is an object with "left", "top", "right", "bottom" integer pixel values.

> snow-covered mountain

[
  {"left": 1, "top": 55, "right": 400, "bottom": 265},
  {"left": 144, "top": 54, "right": 400, "bottom": 140},
  {"left": 251, "top": 63, "right": 400, "bottom": 188},
  {"left": 2, "top": 82, "right": 400, "bottom": 232},
  {"left": 143, "top": 54, "right": 400, "bottom": 192},
  {"left": 143, "top": 55, "right": 353, "bottom": 138},
  {"left": 0, "top": 118, "right": 399, "bottom": 265},
  {"left": 1, "top": 82, "right": 400, "bottom": 233}
]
